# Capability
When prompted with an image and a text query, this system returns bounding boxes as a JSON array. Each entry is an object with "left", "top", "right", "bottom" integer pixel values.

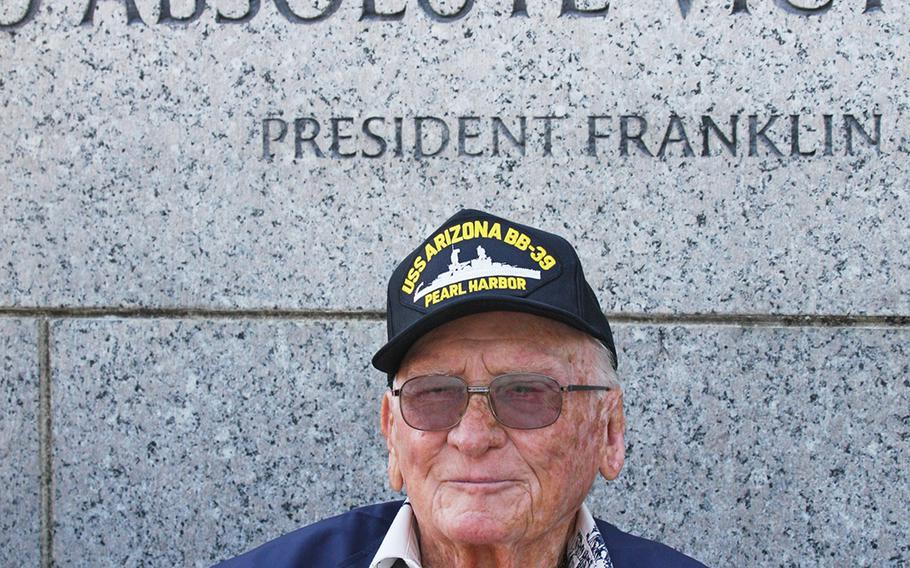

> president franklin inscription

[{"left": 260, "top": 113, "right": 883, "bottom": 160}]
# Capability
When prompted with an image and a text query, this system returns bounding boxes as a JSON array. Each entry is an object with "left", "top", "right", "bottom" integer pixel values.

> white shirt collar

[
  {"left": 369, "top": 502, "right": 613, "bottom": 568},
  {"left": 370, "top": 502, "right": 422, "bottom": 568}
]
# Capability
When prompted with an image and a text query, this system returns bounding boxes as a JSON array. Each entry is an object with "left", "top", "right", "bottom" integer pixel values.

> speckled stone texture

[
  {"left": 51, "top": 319, "right": 909, "bottom": 567},
  {"left": 0, "top": 319, "right": 40, "bottom": 567},
  {"left": 1, "top": 2, "right": 908, "bottom": 314},
  {"left": 590, "top": 324, "right": 910, "bottom": 567},
  {"left": 51, "top": 318, "right": 396, "bottom": 568}
]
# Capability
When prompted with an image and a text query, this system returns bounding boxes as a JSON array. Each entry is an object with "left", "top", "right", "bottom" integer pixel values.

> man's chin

[
  {"left": 429, "top": 490, "right": 532, "bottom": 546},
  {"left": 436, "top": 511, "right": 527, "bottom": 546}
]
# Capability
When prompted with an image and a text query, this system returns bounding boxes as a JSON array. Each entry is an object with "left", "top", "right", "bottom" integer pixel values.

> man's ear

[
  {"left": 599, "top": 390, "right": 626, "bottom": 481},
  {"left": 380, "top": 391, "right": 404, "bottom": 492}
]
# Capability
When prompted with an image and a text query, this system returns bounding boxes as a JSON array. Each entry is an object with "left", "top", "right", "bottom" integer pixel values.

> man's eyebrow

[
  {"left": 401, "top": 369, "right": 452, "bottom": 378},
  {"left": 398, "top": 363, "right": 466, "bottom": 379}
]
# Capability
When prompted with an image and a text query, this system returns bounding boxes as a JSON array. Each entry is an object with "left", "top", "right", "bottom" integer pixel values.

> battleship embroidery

[{"left": 413, "top": 244, "right": 541, "bottom": 307}]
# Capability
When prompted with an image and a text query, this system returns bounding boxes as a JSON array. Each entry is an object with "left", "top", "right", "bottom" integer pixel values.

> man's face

[{"left": 380, "top": 311, "right": 625, "bottom": 547}]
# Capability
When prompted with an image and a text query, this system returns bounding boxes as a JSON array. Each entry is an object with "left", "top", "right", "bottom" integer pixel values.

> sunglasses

[{"left": 391, "top": 373, "right": 612, "bottom": 431}]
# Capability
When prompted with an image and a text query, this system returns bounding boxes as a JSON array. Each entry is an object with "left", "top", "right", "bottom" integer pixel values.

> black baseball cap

[{"left": 371, "top": 209, "right": 617, "bottom": 380}]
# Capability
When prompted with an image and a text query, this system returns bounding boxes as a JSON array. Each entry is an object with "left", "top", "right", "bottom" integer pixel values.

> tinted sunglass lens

[
  {"left": 490, "top": 374, "right": 562, "bottom": 429},
  {"left": 400, "top": 375, "right": 467, "bottom": 431}
]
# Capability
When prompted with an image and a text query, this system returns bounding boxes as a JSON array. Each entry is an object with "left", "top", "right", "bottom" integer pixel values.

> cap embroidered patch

[{"left": 399, "top": 218, "right": 562, "bottom": 312}]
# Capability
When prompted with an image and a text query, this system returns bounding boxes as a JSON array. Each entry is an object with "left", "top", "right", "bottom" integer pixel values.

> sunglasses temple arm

[{"left": 563, "top": 385, "right": 612, "bottom": 392}]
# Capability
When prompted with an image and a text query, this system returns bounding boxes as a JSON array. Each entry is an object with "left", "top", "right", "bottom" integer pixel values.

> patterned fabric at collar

[
  {"left": 566, "top": 503, "right": 614, "bottom": 568},
  {"left": 369, "top": 502, "right": 614, "bottom": 568}
]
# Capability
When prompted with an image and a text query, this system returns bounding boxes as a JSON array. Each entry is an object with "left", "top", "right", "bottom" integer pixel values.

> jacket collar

[{"left": 338, "top": 534, "right": 387, "bottom": 568}]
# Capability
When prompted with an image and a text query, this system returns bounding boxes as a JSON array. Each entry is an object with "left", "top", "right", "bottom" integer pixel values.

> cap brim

[{"left": 371, "top": 296, "right": 611, "bottom": 376}]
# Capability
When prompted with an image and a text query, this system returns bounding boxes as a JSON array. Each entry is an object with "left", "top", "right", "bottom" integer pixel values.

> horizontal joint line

[
  {"left": 0, "top": 308, "right": 907, "bottom": 327},
  {"left": 0, "top": 307, "right": 386, "bottom": 320},
  {"left": 610, "top": 313, "right": 910, "bottom": 327}
]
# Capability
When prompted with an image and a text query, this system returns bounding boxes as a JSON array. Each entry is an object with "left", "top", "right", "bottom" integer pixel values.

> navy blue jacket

[{"left": 214, "top": 501, "right": 709, "bottom": 568}]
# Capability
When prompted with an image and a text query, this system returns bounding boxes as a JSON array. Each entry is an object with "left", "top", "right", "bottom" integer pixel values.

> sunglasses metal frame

[{"left": 390, "top": 373, "right": 612, "bottom": 431}]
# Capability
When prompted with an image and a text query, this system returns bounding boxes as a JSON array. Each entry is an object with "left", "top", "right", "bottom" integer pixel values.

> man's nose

[{"left": 447, "top": 391, "right": 507, "bottom": 456}]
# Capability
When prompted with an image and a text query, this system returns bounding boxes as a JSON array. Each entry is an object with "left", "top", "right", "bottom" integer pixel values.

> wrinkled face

[{"left": 380, "top": 312, "right": 625, "bottom": 548}]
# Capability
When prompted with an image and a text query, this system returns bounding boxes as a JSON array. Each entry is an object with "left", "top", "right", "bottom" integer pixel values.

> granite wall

[{"left": 1, "top": 0, "right": 908, "bottom": 566}]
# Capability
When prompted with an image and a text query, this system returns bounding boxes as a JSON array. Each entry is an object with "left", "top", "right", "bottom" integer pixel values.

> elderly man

[{"left": 217, "top": 209, "right": 708, "bottom": 568}]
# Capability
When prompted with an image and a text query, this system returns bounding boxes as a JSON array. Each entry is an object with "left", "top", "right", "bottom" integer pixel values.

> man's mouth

[{"left": 444, "top": 478, "right": 519, "bottom": 492}]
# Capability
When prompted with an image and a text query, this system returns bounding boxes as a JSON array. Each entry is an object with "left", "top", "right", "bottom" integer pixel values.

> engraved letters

[
  {"left": 261, "top": 113, "right": 884, "bottom": 160},
  {"left": 0, "top": 0, "right": 886, "bottom": 29}
]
